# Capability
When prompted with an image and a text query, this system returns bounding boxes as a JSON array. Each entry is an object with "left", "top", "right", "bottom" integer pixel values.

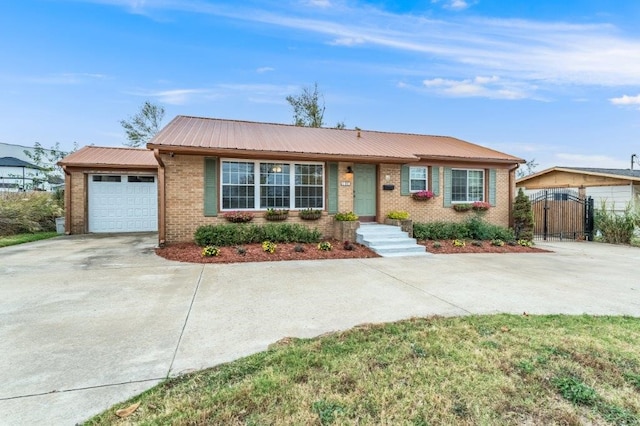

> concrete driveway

[{"left": 1, "top": 234, "right": 639, "bottom": 424}]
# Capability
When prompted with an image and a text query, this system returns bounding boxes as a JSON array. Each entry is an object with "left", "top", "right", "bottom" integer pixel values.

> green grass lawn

[
  {"left": 87, "top": 315, "right": 640, "bottom": 425},
  {"left": 0, "top": 231, "right": 59, "bottom": 248}
]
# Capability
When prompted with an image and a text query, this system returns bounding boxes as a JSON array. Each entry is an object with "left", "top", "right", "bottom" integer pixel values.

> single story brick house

[{"left": 60, "top": 115, "right": 524, "bottom": 244}]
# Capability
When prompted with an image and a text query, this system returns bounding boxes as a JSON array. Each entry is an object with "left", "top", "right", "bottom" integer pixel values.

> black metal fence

[{"left": 530, "top": 188, "right": 594, "bottom": 241}]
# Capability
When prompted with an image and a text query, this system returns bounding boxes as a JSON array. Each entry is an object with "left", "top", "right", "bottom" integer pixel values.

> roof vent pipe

[{"left": 632, "top": 154, "right": 638, "bottom": 171}]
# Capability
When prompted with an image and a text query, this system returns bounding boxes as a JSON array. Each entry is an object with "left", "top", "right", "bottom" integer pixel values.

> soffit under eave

[{"left": 148, "top": 145, "right": 419, "bottom": 164}]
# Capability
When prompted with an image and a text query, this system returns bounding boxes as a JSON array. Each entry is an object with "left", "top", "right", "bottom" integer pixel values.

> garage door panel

[{"left": 89, "top": 175, "right": 158, "bottom": 233}]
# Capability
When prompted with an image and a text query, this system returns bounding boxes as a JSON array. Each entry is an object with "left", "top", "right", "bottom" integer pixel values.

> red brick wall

[
  {"left": 69, "top": 171, "right": 86, "bottom": 234},
  {"left": 161, "top": 156, "right": 514, "bottom": 243},
  {"left": 377, "top": 164, "right": 512, "bottom": 227},
  {"left": 163, "top": 154, "right": 334, "bottom": 243},
  {"left": 65, "top": 157, "right": 514, "bottom": 241}
]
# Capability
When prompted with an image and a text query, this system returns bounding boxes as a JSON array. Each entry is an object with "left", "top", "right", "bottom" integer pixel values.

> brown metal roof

[
  {"left": 147, "top": 116, "right": 524, "bottom": 164},
  {"left": 58, "top": 146, "right": 158, "bottom": 169}
]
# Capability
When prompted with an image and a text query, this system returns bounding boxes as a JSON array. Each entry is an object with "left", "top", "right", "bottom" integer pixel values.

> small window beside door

[{"left": 409, "top": 167, "right": 428, "bottom": 192}]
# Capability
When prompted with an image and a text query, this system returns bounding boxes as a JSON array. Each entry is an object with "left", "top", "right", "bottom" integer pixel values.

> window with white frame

[
  {"left": 260, "top": 163, "right": 290, "bottom": 208},
  {"left": 295, "top": 164, "right": 324, "bottom": 208},
  {"left": 221, "top": 160, "right": 324, "bottom": 210},
  {"left": 221, "top": 161, "right": 255, "bottom": 209},
  {"left": 409, "top": 166, "right": 428, "bottom": 192},
  {"left": 451, "top": 169, "right": 484, "bottom": 202}
]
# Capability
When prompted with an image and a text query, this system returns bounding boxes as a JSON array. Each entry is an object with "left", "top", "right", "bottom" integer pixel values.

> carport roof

[
  {"left": 58, "top": 146, "right": 158, "bottom": 169},
  {"left": 517, "top": 166, "right": 640, "bottom": 184},
  {"left": 147, "top": 115, "right": 524, "bottom": 164}
]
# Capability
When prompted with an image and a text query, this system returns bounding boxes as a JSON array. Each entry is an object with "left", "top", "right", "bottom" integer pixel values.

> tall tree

[
  {"left": 120, "top": 101, "right": 165, "bottom": 147},
  {"left": 286, "top": 83, "right": 326, "bottom": 128}
]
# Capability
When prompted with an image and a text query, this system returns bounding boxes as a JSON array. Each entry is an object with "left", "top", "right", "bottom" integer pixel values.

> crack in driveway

[{"left": 167, "top": 264, "right": 205, "bottom": 378}]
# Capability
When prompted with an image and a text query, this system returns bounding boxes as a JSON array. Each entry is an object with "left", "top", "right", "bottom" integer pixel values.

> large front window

[
  {"left": 221, "top": 160, "right": 324, "bottom": 210},
  {"left": 452, "top": 169, "right": 484, "bottom": 202}
]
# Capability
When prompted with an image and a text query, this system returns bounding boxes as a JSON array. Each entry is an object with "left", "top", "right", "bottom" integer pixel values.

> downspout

[
  {"left": 153, "top": 149, "right": 166, "bottom": 247},
  {"left": 62, "top": 165, "right": 71, "bottom": 234},
  {"left": 509, "top": 163, "right": 520, "bottom": 227}
]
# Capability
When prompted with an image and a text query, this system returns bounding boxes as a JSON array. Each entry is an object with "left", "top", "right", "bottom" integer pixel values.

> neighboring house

[
  {"left": 59, "top": 116, "right": 524, "bottom": 244},
  {"left": 516, "top": 167, "right": 640, "bottom": 214},
  {"left": 0, "top": 157, "right": 45, "bottom": 191},
  {"left": 0, "top": 142, "right": 64, "bottom": 191}
]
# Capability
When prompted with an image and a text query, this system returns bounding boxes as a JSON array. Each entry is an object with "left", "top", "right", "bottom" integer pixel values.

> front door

[{"left": 354, "top": 164, "right": 376, "bottom": 220}]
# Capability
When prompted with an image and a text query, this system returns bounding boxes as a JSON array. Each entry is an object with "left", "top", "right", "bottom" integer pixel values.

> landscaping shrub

[
  {"left": 413, "top": 221, "right": 468, "bottom": 240},
  {"left": 317, "top": 241, "right": 332, "bottom": 251},
  {"left": 513, "top": 188, "right": 534, "bottom": 241},
  {"left": 386, "top": 210, "right": 409, "bottom": 220},
  {"left": 194, "top": 223, "right": 322, "bottom": 247},
  {"left": 201, "top": 245, "right": 220, "bottom": 257},
  {"left": 0, "top": 192, "right": 63, "bottom": 236},
  {"left": 465, "top": 215, "right": 514, "bottom": 241},
  {"left": 262, "top": 240, "right": 277, "bottom": 253},
  {"left": 595, "top": 201, "right": 638, "bottom": 244},
  {"left": 413, "top": 216, "right": 513, "bottom": 241},
  {"left": 334, "top": 211, "right": 358, "bottom": 221}
]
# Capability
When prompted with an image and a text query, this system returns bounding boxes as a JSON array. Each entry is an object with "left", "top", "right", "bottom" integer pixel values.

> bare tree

[
  {"left": 23, "top": 141, "right": 77, "bottom": 189},
  {"left": 120, "top": 101, "right": 165, "bottom": 147},
  {"left": 286, "top": 83, "right": 325, "bottom": 128},
  {"left": 517, "top": 158, "right": 539, "bottom": 178}
]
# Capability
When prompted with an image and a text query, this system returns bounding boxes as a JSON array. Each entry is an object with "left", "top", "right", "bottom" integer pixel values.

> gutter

[
  {"left": 153, "top": 149, "right": 166, "bottom": 247},
  {"left": 509, "top": 163, "right": 520, "bottom": 227},
  {"left": 62, "top": 165, "right": 71, "bottom": 235}
]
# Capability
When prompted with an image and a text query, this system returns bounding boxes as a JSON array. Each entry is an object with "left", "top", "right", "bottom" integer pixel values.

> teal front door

[{"left": 354, "top": 164, "right": 376, "bottom": 219}]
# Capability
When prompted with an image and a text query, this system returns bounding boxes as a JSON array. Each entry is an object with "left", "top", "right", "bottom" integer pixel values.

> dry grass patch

[{"left": 86, "top": 315, "right": 640, "bottom": 425}]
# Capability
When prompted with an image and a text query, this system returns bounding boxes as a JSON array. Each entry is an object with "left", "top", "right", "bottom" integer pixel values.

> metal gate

[{"left": 530, "top": 189, "right": 594, "bottom": 241}]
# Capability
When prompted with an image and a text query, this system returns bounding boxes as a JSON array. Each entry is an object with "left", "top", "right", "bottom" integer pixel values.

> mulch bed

[
  {"left": 420, "top": 240, "right": 551, "bottom": 254},
  {"left": 156, "top": 240, "right": 551, "bottom": 264},
  {"left": 156, "top": 240, "right": 380, "bottom": 263}
]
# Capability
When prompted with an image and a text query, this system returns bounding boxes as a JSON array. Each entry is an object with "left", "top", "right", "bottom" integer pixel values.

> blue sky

[{"left": 2, "top": 0, "right": 640, "bottom": 170}]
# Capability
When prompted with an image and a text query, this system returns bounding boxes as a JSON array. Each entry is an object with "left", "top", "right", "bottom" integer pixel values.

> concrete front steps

[{"left": 356, "top": 223, "right": 429, "bottom": 258}]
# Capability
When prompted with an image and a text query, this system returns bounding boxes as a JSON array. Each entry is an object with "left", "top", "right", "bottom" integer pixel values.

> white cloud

[
  {"left": 609, "top": 94, "right": 640, "bottom": 106},
  {"left": 79, "top": 0, "right": 640, "bottom": 88},
  {"left": 422, "top": 75, "right": 531, "bottom": 99},
  {"left": 446, "top": 0, "right": 470, "bottom": 10},
  {"left": 329, "top": 37, "right": 365, "bottom": 46},
  {"left": 432, "top": 0, "right": 472, "bottom": 10},
  {"left": 256, "top": 67, "right": 275, "bottom": 73},
  {"left": 129, "top": 83, "right": 299, "bottom": 105},
  {"left": 149, "top": 89, "right": 210, "bottom": 105},
  {"left": 305, "top": 0, "right": 332, "bottom": 7}
]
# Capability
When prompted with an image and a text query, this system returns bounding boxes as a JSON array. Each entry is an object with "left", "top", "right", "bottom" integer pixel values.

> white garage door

[{"left": 88, "top": 174, "right": 158, "bottom": 233}]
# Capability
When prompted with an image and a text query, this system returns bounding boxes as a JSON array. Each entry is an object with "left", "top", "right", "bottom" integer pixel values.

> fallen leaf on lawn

[
  {"left": 116, "top": 402, "right": 140, "bottom": 418},
  {"left": 500, "top": 326, "right": 510, "bottom": 332}
]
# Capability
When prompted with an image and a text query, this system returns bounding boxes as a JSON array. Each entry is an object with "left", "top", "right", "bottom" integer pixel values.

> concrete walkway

[{"left": 1, "top": 234, "right": 638, "bottom": 424}]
